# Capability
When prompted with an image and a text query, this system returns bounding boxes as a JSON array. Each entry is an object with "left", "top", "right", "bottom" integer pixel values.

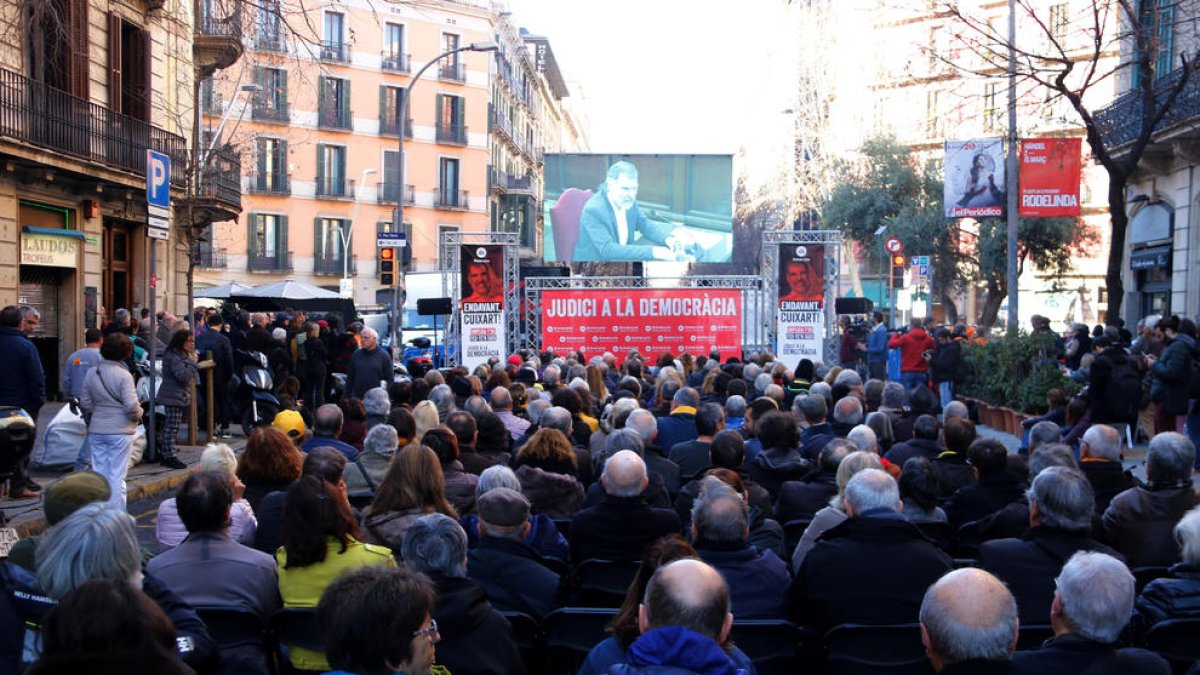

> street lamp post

[
  {"left": 339, "top": 167, "right": 377, "bottom": 293},
  {"left": 198, "top": 82, "right": 261, "bottom": 181},
  {"left": 392, "top": 40, "right": 498, "bottom": 354}
]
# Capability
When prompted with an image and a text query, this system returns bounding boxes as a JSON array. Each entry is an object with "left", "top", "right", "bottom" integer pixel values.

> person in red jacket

[{"left": 888, "top": 318, "right": 936, "bottom": 397}]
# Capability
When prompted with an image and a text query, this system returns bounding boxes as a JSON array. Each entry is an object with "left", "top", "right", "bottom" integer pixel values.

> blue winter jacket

[
  {"left": 0, "top": 326, "right": 44, "bottom": 416},
  {"left": 606, "top": 626, "right": 750, "bottom": 675}
]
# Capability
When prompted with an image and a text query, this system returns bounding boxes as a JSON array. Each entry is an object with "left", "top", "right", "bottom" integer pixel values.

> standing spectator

[
  {"left": 1064, "top": 323, "right": 1093, "bottom": 371},
  {"left": 866, "top": 312, "right": 890, "bottom": 381},
  {"left": 1102, "top": 432, "right": 1200, "bottom": 568},
  {"left": 929, "top": 328, "right": 963, "bottom": 410},
  {"left": 344, "top": 327, "right": 392, "bottom": 401},
  {"left": 1147, "top": 315, "right": 1196, "bottom": 434},
  {"left": 156, "top": 329, "right": 198, "bottom": 470},
  {"left": 888, "top": 317, "right": 936, "bottom": 396},
  {"left": 839, "top": 317, "right": 861, "bottom": 370},
  {"left": 1012, "top": 552, "right": 1170, "bottom": 675},
  {"left": 195, "top": 313, "right": 234, "bottom": 438},
  {"left": 0, "top": 305, "right": 44, "bottom": 497},
  {"left": 919, "top": 568, "right": 1020, "bottom": 674},
  {"left": 300, "top": 322, "right": 328, "bottom": 412},
  {"left": 61, "top": 328, "right": 102, "bottom": 403},
  {"left": 78, "top": 333, "right": 142, "bottom": 506}
]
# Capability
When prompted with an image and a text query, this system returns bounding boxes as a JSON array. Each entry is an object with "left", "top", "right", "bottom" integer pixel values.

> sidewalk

[{"left": 1, "top": 402, "right": 247, "bottom": 537}]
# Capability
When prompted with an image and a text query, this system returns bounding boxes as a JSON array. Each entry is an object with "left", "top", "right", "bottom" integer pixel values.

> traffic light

[
  {"left": 891, "top": 254, "right": 906, "bottom": 288},
  {"left": 379, "top": 247, "right": 398, "bottom": 287}
]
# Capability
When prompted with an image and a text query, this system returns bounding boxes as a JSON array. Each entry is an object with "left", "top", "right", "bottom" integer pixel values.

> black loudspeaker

[
  {"left": 417, "top": 297, "right": 453, "bottom": 316},
  {"left": 834, "top": 297, "right": 874, "bottom": 315}
]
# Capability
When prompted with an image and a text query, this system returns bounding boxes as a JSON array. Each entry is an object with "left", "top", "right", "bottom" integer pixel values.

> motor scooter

[
  {"left": 0, "top": 407, "right": 35, "bottom": 520},
  {"left": 235, "top": 349, "right": 280, "bottom": 435}
]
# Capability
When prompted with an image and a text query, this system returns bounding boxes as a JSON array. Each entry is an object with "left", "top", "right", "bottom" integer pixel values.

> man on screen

[
  {"left": 780, "top": 259, "right": 822, "bottom": 303},
  {"left": 462, "top": 261, "right": 502, "bottom": 305},
  {"left": 574, "top": 161, "right": 696, "bottom": 262}
]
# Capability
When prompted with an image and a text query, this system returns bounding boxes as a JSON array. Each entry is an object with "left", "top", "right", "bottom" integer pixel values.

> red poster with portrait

[
  {"left": 777, "top": 244, "right": 825, "bottom": 362},
  {"left": 1019, "top": 138, "right": 1082, "bottom": 217},
  {"left": 541, "top": 289, "right": 742, "bottom": 364},
  {"left": 460, "top": 245, "right": 505, "bottom": 370}
]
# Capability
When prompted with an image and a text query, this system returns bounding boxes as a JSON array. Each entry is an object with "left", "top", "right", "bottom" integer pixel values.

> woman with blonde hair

[
  {"left": 512, "top": 428, "right": 584, "bottom": 518},
  {"left": 790, "top": 450, "right": 884, "bottom": 572},
  {"left": 586, "top": 364, "right": 610, "bottom": 408},
  {"left": 154, "top": 443, "right": 257, "bottom": 552},
  {"left": 412, "top": 399, "right": 439, "bottom": 441},
  {"left": 361, "top": 445, "right": 458, "bottom": 552}
]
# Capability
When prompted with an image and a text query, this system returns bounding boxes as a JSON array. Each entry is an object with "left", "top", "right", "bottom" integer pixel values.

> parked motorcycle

[{"left": 235, "top": 349, "right": 280, "bottom": 436}]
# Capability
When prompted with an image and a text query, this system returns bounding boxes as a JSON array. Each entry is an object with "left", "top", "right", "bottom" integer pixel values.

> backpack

[{"left": 1107, "top": 358, "right": 1144, "bottom": 422}]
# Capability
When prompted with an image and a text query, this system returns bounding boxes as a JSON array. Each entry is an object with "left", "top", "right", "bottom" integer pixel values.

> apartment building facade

[
  {"left": 800, "top": 0, "right": 1118, "bottom": 328},
  {"left": 1097, "top": 0, "right": 1200, "bottom": 321},
  {"left": 198, "top": 0, "right": 502, "bottom": 306},
  {"left": 0, "top": 0, "right": 231, "bottom": 396}
]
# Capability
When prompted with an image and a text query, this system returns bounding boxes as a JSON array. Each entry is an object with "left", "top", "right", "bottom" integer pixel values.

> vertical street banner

[
  {"left": 460, "top": 244, "right": 505, "bottom": 371},
  {"left": 541, "top": 289, "right": 742, "bottom": 364},
  {"left": 944, "top": 138, "right": 1006, "bottom": 218},
  {"left": 1019, "top": 137, "right": 1082, "bottom": 217},
  {"left": 777, "top": 243, "right": 825, "bottom": 363}
]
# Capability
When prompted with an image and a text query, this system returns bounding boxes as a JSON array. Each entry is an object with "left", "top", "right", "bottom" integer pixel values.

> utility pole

[{"left": 1005, "top": 0, "right": 1019, "bottom": 334}]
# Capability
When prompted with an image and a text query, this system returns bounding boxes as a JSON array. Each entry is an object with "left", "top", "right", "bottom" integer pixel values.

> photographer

[
  {"left": 928, "top": 328, "right": 963, "bottom": 410},
  {"left": 888, "top": 318, "right": 935, "bottom": 396},
  {"left": 866, "top": 312, "right": 890, "bottom": 381},
  {"left": 838, "top": 317, "right": 866, "bottom": 371}
]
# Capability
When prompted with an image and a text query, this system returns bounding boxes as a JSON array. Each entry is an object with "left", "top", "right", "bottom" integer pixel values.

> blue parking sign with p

[{"left": 146, "top": 150, "right": 170, "bottom": 208}]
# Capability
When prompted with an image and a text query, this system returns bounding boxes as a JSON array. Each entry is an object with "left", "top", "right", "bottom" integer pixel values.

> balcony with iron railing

[
  {"left": 436, "top": 123, "right": 468, "bottom": 146},
  {"left": 377, "top": 181, "right": 415, "bottom": 204},
  {"left": 247, "top": 251, "right": 292, "bottom": 272},
  {"left": 318, "top": 103, "right": 351, "bottom": 130},
  {"left": 254, "top": 31, "right": 286, "bottom": 53},
  {"left": 182, "top": 146, "right": 242, "bottom": 225},
  {"left": 320, "top": 41, "right": 350, "bottom": 63},
  {"left": 381, "top": 52, "right": 411, "bottom": 73},
  {"left": 313, "top": 254, "right": 357, "bottom": 275},
  {"left": 251, "top": 103, "right": 289, "bottom": 124},
  {"left": 438, "top": 62, "right": 465, "bottom": 82},
  {"left": 315, "top": 177, "right": 356, "bottom": 200},
  {"left": 247, "top": 171, "right": 290, "bottom": 195},
  {"left": 194, "top": 247, "right": 228, "bottom": 269},
  {"left": 489, "top": 105, "right": 514, "bottom": 142},
  {"left": 0, "top": 67, "right": 186, "bottom": 184},
  {"left": 194, "top": 0, "right": 243, "bottom": 77},
  {"left": 1095, "top": 66, "right": 1200, "bottom": 153},
  {"left": 435, "top": 188, "right": 469, "bottom": 210},
  {"left": 379, "top": 116, "right": 413, "bottom": 138}
]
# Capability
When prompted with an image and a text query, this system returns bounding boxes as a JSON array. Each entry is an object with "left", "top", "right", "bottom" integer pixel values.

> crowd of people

[{"left": 0, "top": 320, "right": 1195, "bottom": 674}]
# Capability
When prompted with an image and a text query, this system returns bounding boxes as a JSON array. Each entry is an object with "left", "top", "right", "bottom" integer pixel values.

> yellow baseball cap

[{"left": 271, "top": 409, "right": 306, "bottom": 442}]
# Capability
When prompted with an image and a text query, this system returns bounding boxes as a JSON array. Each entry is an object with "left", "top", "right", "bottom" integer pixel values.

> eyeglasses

[{"left": 413, "top": 618, "right": 439, "bottom": 643}]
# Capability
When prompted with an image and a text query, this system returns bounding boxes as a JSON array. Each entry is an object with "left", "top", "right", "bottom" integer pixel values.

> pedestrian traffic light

[
  {"left": 891, "top": 254, "right": 906, "bottom": 287},
  {"left": 379, "top": 247, "right": 398, "bottom": 287}
]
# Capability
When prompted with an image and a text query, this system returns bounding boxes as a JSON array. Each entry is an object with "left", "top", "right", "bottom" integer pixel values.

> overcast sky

[{"left": 508, "top": 0, "right": 795, "bottom": 158}]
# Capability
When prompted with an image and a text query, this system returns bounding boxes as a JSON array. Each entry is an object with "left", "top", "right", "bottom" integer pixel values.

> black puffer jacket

[
  {"left": 428, "top": 572, "right": 526, "bottom": 675},
  {"left": 1132, "top": 562, "right": 1200, "bottom": 639}
]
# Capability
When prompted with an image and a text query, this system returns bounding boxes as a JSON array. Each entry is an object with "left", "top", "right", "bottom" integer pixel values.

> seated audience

[
  {"left": 739, "top": 397, "right": 779, "bottom": 462},
  {"left": 571, "top": 450, "right": 681, "bottom": 562},
  {"left": 900, "top": 457, "right": 949, "bottom": 524},
  {"left": 668, "top": 403, "right": 724, "bottom": 482},
  {"left": 674, "top": 430, "right": 773, "bottom": 528},
  {"left": 884, "top": 414, "right": 944, "bottom": 467},
  {"left": 626, "top": 409, "right": 683, "bottom": 498},
  {"left": 342, "top": 423, "right": 398, "bottom": 497},
  {"left": 26, "top": 580, "right": 192, "bottom": 675},
  {"left": 300, "top": 404, "right": 360, "bottom": 460},
  {"left": 388, "top": 406, "right": 417, "bottom": 446},
  {"left": 866, "top": 410, "right": 896, "bottom": 455},
  {"left": 1078, "top": 424, "right": 1135, "bottom": 514},
  {"left": 791, "top": 450, "right": 884, "bottom": 573},
  {"left": 7, "top": 471, "right": 110, "bottom": 571},
  {"left": 316, "top": 566, "right": 439, "bottom": 675},
  {"left": 1012, "top": 552, "right": 1171, "bottom": 674},
  {"left": 943, "top": 439, "right": 1026, "bottom": 529},
  {"left": 1132, "top": 504, "right": 1200, "bottom": 637},
  {"left": 931, "top": 417, "right": 977, "bottom": 499},
  {"left": 919, "top": 568, "right": 1020, "bottom": 674},
  {"left": 337, "top": 397, "right": 368, "bottom": 449},
  {"left": 276, "top": 474, "right": 395, "bottom": 671},
  {"left": 254, "top": 446, "right": 343, "bottom": 555},
  {"left": 156, "top": 443, "right": 256, "bottom": 552},
  {"left": 690, "top": 476, "right": 790, "bottom": 619},
  {"left": 746, "top": 410, "right": 811, "bottom": 499},
  {"left": 424, "top": 426, "right": 479, "bottom": 515},
  {"left": 830, "top": 396, "right": 864, "bottom": 436},
  {"left": 586, "top": 430, "right": 671, "bottom": 508},
  {"left": 460, "top": 465, "right": 569, "bottom": 564},
  {"left": 237, "top": 426, "right": 303, "bottom": 513},
  {"left": 512, "top": 428, "right": 586, "bottom": 518},
  {"left": 474, "top": 411, "right": 515, "bottom": 470},
  {"left": 980, "top": 466, "right": 1121, "bottom": 625},
  {"left": 606, "top": 558, "right": 745, "bottom": 675},
  {"left": 148, "top": 471, "right": 280, "bottom": 618},
  {"left": 467, "top": 487, "right": 565, "bottom": 619},
  {"left": 413, "top": 400, "right": 440, "bottom": 441},
  {"left": 656, "top": 387, "right": 702, "bottom": 453},
  {"left": 776, "top": 438, "right": 853, "bottom": 524},
  {"left": 361, "top": 445, "right": 459, "bottom": 552},
  {"left": 491, "top": 385, "right": 531, "bottom": 443},
  {"left": 791, "top": 468, "right": 953, "bottom": 632},
  {"left": 401, "top": 514, "right": 525, "bottom": 675},
  {"left": 362, "top": 387, "right": 391, "bottom": 431},
  {"left": 1102, "top": 432, "right": 1199, "bottom": 568}
]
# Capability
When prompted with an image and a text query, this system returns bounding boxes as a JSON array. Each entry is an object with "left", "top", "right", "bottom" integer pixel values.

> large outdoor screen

[{"left": 543, "top": 154, "right": 734, "bottom": 264}]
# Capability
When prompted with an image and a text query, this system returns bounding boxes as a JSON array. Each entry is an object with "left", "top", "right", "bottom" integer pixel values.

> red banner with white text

[
  {"left": 541, "top": 289, "right": 743, "bottom": 364},
  {"left": 1019, "top": 138, "right": 1082, "bottom": 217}
]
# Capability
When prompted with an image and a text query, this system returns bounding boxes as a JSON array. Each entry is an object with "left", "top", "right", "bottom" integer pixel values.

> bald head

[
  {"left": 943, "top": 400, "right": 969, "bottom": 421},
  {"left": 920, "top": 568, "right": 1018, "bottom": 669},
  {"left": 601, "top": 449, "right": 648, "bottom": 497},
  {"left": 640, "top": 558, "right": 732, "bottom": 642}
]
